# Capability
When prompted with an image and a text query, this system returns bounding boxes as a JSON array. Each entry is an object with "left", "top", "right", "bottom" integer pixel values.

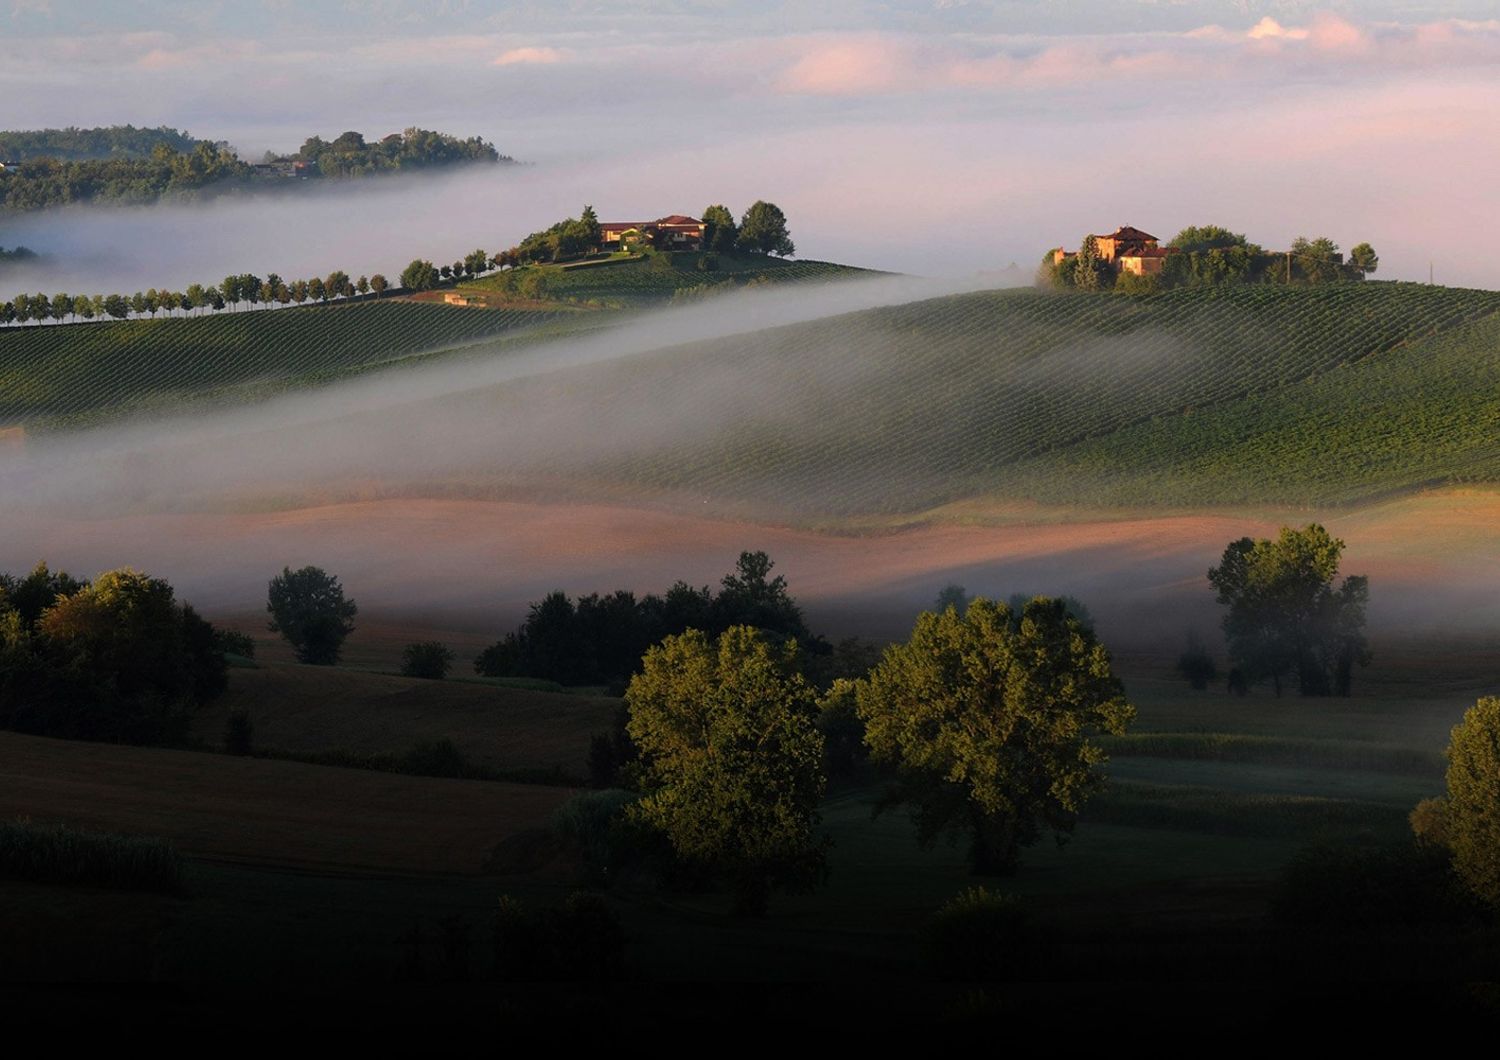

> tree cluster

[
  {"left": 1208, "top": 524, "right": 1370, "bottom": 697},
  {"left": 0, "top": 562, "right": 228, "bottom": 743},
  {"left": 474, "top": 551, "right": 813, "bottom": 687},
  {"left": 280, "top": 128, "right": 507, "bottom": 179},
  {"left": 0, "top": 126, "right": 509, "bottom": 215},
  {"left": 1038, "top": 224, "right": 1379, "bottom": 294},
  {"left": 0, "top": 124, "right": 203, "bottom": 162}
]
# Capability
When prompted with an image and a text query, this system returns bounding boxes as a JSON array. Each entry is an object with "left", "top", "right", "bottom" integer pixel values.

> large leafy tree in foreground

[
  {"left": 1207, "top": 524, "right": 1370, "bottom": 696},
  {"left": 266, "top": 565, "right": 358, "bottom": 665},
  {"left": 856, "top": 597, "right": 1134, "bottom": 875},
  {"left": 1441, "top": 697, "right": 1500, "bottom": 906},
  {"left": 625, "top": 626, "right": 828, "bottom": 915}
]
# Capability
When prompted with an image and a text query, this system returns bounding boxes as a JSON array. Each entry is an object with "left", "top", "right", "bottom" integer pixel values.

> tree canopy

[
  {"left": 1440, "top": 697, "right": 1500, "bottom": 906},
  {"left": 0, "top": 563, "right": 227, "bottom": 743},
  {"left": 1207, "top": 524, "right": 1370, "bottom": 696},
  {"left": 625, "top": 625, "right": 828, "bottom": 915},
  {"left": 855, "top": 597, "right": 1134, "bottom": 874},
  {"left": 737, "top": 201, "right": 795, "bottom": 257},
  {"left": 266, "top": 565, "right": 358, "bottom": 665}
]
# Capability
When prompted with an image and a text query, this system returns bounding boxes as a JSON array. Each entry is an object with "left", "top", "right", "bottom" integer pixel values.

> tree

[
  {"left": 737, "top": 201, "right": 795, "bottom": 257},
  {"left": 308, "top": 276, "right": 325, "bottom": 302},
  {"left": 855, "top": 597, "right": 1134, "bottom": 874},
  {"left": 401, "top": 259, "right": 437, "bottom": 291},
  {"left": 1072, "top": 235, "right": 1111, "bottom": 291},
  {"left": 1169, "top": 225, "right": 1248, "bottom": 252},
  {"left": 325, "top": 270, "right": 350, "bottom": 299},
  {"left": 579, "top": 205, "right": 601, "bottom": 250},
  {"left": 1440, "top": 697, "right": 1500, "bottom": 906},
  {"left": 626, "top": 626, "right": 828, "bottom": 915},
  {"left": 711, "top": 550, "right": 809, "bottom": 641},
  {"left": 266, "top": 566, "right": 357, "bottom": 665},
  {"left": 370, "top": 274, "right": 388, "bottom": 297},
  {"left": 51, "top": 292, "right": 72, "bottom": 322},
  {"left": 103, "top": 293, "right": 129, "bottom": 319},
  {"left": 401, "top": 641, "right": 455, "bottom": 680},
  {"left": 1349, "top": 242, "right": 1379, "bottom": 277},
  {"left": 1207, "top": 525, "right": 1370, "bottom": 697},
  {"left": 1176, "top": 633, "right": 1218, "bottom": 690},
  {"left": 702, "top": 204, "right": 738, "bottom": 253},
  {"left": 1290, "top": 236, "right": 1343, "bottom": 284},
  {"left": 218, "top": 276, "right": 240, "bottom": 310}
]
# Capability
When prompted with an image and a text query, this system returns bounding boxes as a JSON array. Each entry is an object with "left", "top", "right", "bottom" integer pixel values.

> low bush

[
  {"left": 922, "top": 887, "right": 1040, "bottom": 981},
  {"left": 492, "top": 891, "right": 625, "bottom": 981},
  {"left": 0, "top": 818, "right": 185, "bottom": 894},
  {"left": 401, "top": 641, "right": 454, "bottom": 680},
  {"left": 214, "top": 629, "right": 256, "bottom": 659}
]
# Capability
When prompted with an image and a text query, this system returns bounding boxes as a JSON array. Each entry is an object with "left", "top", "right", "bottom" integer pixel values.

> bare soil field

[
  {"left": 197, "top": 662, "right": 618, "bottom": 773},
  {"left": 0, "top": 730, "right": 574, "bottom": 874},
  {"left": 5, "top": 488, "right": 1498, "bottom": 661}
]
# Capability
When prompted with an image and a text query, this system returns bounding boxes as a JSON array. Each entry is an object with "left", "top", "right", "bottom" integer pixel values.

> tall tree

[
  {"left": 738, "top": 201, "right": 795, "bottom": 257},
  {"left": 856, "top": 597, "right": 1134, "bottom": 874},
  {"left": 626, "top": 626, "right": 828, "bottom": 915},
  {"left": 702, "top": 204, "right": 738, "bottom": 253},
  {"left": 1207, "top": 524, "right": 1370, "bottom": 697},
  {"left": 265, "top": 566, "right": 358, "bottom": 666}
]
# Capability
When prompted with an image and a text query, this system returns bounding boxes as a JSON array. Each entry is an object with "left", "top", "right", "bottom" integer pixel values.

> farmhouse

[
  {"left": 600, "top": 214, "right": 707, "bottom": 251},
  {"left": 1053, "top": 225, "right": 1177, "bottom": 277}
]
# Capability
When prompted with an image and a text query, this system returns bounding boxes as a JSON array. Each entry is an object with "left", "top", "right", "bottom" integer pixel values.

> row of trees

[
  {"left": 2, "top": 270, "right": 392, "bottom": 326},
  {"left": 1041, "top": 225, "right": 1380, "bottom": 293}
]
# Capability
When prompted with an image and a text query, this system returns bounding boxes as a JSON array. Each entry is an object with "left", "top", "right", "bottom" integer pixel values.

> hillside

[
  {"left": 7, "top": 279, "right": 1500, "bottom": 514},
  {"left": 425, "top": 281, "right": 1500, "bottom": 514},
  {"left": 0, "top": 301, "right": 572, "bottom": 428}
]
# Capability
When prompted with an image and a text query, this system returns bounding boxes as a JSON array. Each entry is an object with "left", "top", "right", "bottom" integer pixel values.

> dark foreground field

[{"left": 5, "top": 646, "right": 1497, "bottom": 1027}]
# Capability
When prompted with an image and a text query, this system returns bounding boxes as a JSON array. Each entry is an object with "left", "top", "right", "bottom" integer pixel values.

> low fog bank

[{"left": 0, "top": 270, "right": 1011, "bottom": 514}]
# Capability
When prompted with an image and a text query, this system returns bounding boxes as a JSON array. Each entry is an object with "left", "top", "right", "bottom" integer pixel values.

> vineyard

[
  {"left": 461, "top": 252, "right": 870, "bottom": 307},
  {"left": 436, "top": 281, "right": 1500, "bottom": 514},
  {"left": 6, "top": 278, "right": 1500, "bottom": 513},
  {"left": 0, "top": 301, "right": 568, "bottom": 428}
]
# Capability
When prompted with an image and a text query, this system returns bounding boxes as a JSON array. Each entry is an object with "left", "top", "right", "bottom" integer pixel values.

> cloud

[{"left": 492, "top": 45, "right": 569, "bottom": 67}]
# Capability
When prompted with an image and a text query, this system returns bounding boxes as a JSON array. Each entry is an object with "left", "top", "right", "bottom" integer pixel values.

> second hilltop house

[
  {"left": 1053, "top": 225, "right": 1175, "bottom": 277},
  {"left": 600, "top": 214, "right": 707, "bottom": 251}
]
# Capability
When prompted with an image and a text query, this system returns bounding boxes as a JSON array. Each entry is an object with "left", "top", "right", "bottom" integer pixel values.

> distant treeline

[
  {"left": 0, "top": 126, "right": 511, "bottom": 214},
  {"left": 0, "top": 124, "right": 205, "bottom": 161}
]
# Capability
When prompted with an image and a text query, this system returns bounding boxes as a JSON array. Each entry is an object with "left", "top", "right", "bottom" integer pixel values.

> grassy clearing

[
  {"left": 0, "top": 817, "right": 184, "bottom": 893},
  {"left": 1085, "top": 781, "right": 1409, "bottom": 840}
]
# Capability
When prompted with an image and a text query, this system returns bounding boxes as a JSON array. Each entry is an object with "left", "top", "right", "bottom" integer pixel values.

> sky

[{"left": 3, "top": 1, "right": 1500, "bottom": 286}]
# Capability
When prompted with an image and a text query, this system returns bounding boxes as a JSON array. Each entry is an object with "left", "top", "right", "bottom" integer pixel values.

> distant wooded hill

[{"left": 0, "top": 126, "right": 512, "bottom": 215}]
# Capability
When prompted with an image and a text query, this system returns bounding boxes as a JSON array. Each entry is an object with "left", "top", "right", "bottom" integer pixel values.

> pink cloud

[{"left": 493, "top": 46, "right": 569, "bottom": 67}]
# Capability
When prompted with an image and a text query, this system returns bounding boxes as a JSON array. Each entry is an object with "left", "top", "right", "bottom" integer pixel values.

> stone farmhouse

[
  {"left": 600, "top": 214, "right": 707, "bottom": 251},
  {"left": 1053, "top": 225, "right": 1175, "bottom": 277}
]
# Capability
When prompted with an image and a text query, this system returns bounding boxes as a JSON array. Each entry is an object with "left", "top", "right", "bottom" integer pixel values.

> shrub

[
  {"left": 1442, "top": 697, "right": 1500, "bottom": 906},
  {"left": 0, "top": 818, "right": 184, "bottom": 893},
  {"left": 215, "top": 629, "right": 256, "bottom": 659},
  {"left": 401, "top": 739, "right": 469, "bottom": 778},
  {"left": 1271, "top": 843, "right": 1475, "bottom": 928},
  {"left": 922, "top": 887, "right": 1038, "bottom": 981},
  {"left": 400, "top": 641, "right": 454, "bottom": 680},
  {"left": 1410, "top": 797, "right": 1450, "bottom": 850},
  {"left": 1176, "top": 635, "right": 1218, "bottom": 690},
  {"left": 492, "top": 891, "right": 625, "bottom": 981},
  {"left": 551, "top": 789, "right": 637, "bottom": 882},
  {"left": 224, "top": 708, "right": 254, "bottom": 756}
]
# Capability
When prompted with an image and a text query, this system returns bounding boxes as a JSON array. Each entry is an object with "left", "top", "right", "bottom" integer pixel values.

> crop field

[
  {"left": 0, "top": 300, "right": 564, "bottom": 428},
  {"left": 453, "top": 281, "right": 1500, "bottom": 514}
]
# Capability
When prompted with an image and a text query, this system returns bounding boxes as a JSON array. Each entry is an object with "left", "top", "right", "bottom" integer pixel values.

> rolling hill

[{"left": 6, "top": 276, "right": 1500, "bottom": 515}]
